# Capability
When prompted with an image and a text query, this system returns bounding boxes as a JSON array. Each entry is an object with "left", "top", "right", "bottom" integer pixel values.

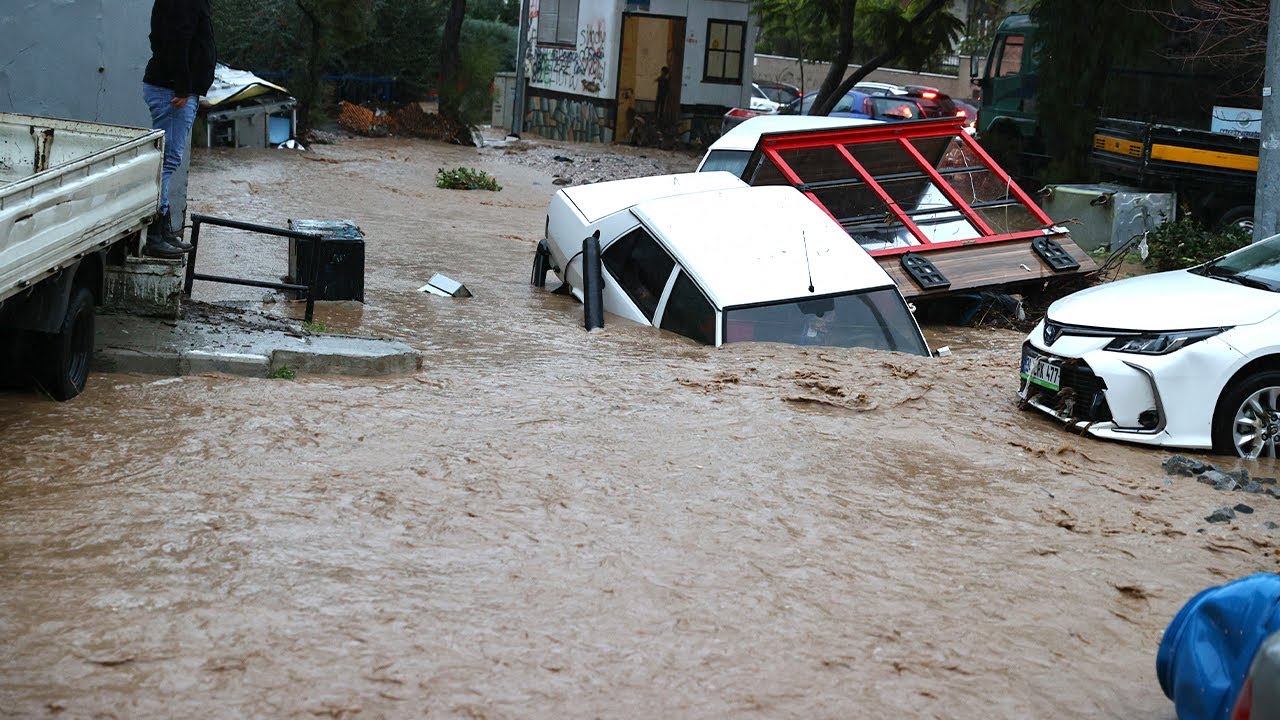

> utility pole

[
  {"left": 1255, "top": 0, "right": 1280, "bottom": 241},
  {"left": 512, "top": 0, "right": 531, "bottom": 136}
]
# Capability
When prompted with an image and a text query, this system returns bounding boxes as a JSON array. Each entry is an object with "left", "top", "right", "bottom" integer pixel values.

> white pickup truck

[{"left": 0, "top": 112, "right": 164, "bottom": 399}]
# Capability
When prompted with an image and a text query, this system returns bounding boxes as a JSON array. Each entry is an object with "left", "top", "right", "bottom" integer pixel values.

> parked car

[
  {"left": 954, "top": 98, "right": 978, "bottom": 134},
  {"left": 782, "top": 89, "right": 928, "bottom": 122},
  {"left": 902, "top": 85, "right": 960, "bottom": 118},
  {"left": 1235, "top": 630, "right": 1280, "bottom": 720},
  {"left": 1020, "top": 233, "right": 1280, "bottom": 457},
  {"left": 699, "top": 115, "right": 881, "bottom": 177},
  {"left": 532, "top": 172, "right": 931, "bottom": 355},
  {"left": 853, "top": 81, "right": 907, "bottom": 96},
  {"left": 755, "top": 81, "right": 801, "bottom": 107}
]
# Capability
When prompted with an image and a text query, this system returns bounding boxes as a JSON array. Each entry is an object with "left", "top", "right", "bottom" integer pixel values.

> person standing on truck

[{"left": 141, "top": 0, "right": 216, "bottom": 259}]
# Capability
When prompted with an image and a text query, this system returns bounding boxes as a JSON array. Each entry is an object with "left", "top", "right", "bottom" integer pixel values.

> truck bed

[
  {"left": 0, "top": 112, "right": 164, "bottom": 304},
  {"left": 1092, "top": 117, "right": 1258, "bottom": 189}
]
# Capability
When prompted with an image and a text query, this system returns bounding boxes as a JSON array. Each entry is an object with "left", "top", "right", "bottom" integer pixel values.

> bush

[
  {"left": 1144, "top": 218, "right": 1250, "bottom": 272},
  {"left": 435, "top": 166, "right": 502, "bottom": 191}
]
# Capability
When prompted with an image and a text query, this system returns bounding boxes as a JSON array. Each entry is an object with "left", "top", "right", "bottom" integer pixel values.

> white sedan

[{"left": 1020, "top": 234, "right": 1280, "bottom": 458}]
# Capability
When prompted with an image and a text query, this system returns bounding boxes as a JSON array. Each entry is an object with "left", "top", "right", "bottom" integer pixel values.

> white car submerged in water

[
  {"left": 531, "top": 172, "right": 930, "bottom": 356},
  {"left": 1020, "top": 233, "right": 1280, "bottom": 458}
]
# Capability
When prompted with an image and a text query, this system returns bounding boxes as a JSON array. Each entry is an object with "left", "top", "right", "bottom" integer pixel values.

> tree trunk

[
  {"left": 295, "top": 0, "right": 324, "bottom": 134},
  {"left": 812, "top": 0, "right": 951, "bottom": 116},
  {"left": 438, "top": 0, "right": 468, "bottom": 143},
  {"left": 810, "top": 0, "right": 856, "bottom": 115}
]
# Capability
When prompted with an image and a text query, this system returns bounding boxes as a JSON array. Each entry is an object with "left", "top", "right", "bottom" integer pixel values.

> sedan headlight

[{"left": 1104, "top": 327, "right": 1229, "bottom": 355}]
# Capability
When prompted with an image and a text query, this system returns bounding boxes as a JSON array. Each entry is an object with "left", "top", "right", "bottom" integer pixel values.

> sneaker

[{"left": 143, "top": 238, "right": 186, "bottom": 259}]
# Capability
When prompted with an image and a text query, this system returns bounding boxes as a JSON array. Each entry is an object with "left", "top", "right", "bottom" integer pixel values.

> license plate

[{"left": 1020, "top": 348, "right": 1061, "bottom": 392}]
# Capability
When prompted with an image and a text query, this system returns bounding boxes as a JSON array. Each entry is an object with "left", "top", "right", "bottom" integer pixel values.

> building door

[{"left": 615, "top": 14, "right": 685, "bottom": 142}]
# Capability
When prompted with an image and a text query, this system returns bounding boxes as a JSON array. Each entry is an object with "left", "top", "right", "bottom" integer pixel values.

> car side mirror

[{"left": 969, "top": 55, "right": 980, "bottom": 81}]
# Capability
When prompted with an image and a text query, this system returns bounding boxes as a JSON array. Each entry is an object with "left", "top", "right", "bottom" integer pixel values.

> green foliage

[
  {"left": 753, "top": 0, "right": 960, "bottom": 70},
  {"left": 462, "top": 18, "right": 518, "bottom": 73},
  {"left": 269, "top": 365, "right": 298, "bottom": 380},
  {"left": 852, "top": 0, "right": 963, "bottom": 72},
  {"left": 435, "top": 167, "right": 502, "bottom": 191},
  {"left": 1144, "top": 218, "right": 1250, "bottom": 272},
  {"left": 302, "top": 320, "right": 329, "bottom": 333}
]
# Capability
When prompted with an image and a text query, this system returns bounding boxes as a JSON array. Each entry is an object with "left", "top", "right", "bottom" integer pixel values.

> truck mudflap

[{"left": 738, "top": 117, "right": 1095, "bottom": 300}]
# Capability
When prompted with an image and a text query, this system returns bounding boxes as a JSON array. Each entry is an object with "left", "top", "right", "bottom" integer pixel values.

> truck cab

[{"left": 973, "top": 14, "right": 1040, "bottom": 163}]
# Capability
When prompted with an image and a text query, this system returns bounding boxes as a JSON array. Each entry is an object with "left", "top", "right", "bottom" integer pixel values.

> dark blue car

[{"left": 784, "top": 90, "right": 927, "bottom": 121}]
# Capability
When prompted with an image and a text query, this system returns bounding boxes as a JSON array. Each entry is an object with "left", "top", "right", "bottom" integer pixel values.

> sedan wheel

[{"left": 1216, "top": 373, "right": 1280, "bottom": 458}]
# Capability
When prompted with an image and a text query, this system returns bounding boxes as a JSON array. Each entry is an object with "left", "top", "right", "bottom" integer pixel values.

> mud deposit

[{"left": 2, "top": 137, "right": 1278, "bottom": 719}]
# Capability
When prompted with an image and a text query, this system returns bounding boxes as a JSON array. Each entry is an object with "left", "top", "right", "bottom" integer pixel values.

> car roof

[
  {"left": 630, "top": 186, "right": 893, "bottom": 308},
  {"left": 706, "top": 114, "right": 881, "bottom": 153},
  {"left": 558, "top": 171, "right": 747, "bottom": 223}
]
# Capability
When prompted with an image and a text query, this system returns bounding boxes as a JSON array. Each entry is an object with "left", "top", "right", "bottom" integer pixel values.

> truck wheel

[
  {"left": 41, "top": 287, "right": 95, "bottom": 401},
  {"left": 1218, "top": 206, "right": 1255, "bottom": 235}
]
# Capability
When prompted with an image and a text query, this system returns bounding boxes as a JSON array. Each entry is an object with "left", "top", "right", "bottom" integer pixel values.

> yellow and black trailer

[{"left": 1091, "top": 118, "right": 1257, "bottom": 228}]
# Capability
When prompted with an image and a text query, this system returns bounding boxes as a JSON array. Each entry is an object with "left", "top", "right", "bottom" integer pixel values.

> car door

[
  {"left": 601, "top": 226, "right": 677, "bottom": 324},
  {"left": 654, "top": 269, "right": 718, "bottom": 345}
]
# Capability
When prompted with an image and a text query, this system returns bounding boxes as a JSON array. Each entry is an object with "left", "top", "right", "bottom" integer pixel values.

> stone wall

[{"left": 524, "top": 89, "right": 615, "bottom": 143}]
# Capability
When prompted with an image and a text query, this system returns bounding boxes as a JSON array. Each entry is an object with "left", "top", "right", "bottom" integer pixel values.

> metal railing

[{"left": 182, "top": 213, "right": 323, "bottom": 322}]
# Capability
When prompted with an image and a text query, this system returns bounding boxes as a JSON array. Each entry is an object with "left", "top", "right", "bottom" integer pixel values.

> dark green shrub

[
  {"left": 1144, "top": 218, "right": 1250, "bottom": 272},
  {"left": 435, "top": 167, "right": 502, "bottom": 191}
]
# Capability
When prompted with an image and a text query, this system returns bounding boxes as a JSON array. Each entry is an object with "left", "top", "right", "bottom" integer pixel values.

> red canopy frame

[{"left": 750, "top": 117, "right": 1058, "bottom": 258}]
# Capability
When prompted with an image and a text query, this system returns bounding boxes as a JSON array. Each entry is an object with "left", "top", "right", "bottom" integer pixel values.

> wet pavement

[{"left": 1, "top": 136, "right": 1278, "bottom": 719}]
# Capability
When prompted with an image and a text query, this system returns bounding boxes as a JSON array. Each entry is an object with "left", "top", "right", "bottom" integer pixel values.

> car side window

[
  {"left": 833, "top": 93, "right": 855, "bottom": 113},
  {"left": 659, "top": 270, "right": 716, "bottom": 344},
  {"left": 602, "top": 227, "right": 676, "bottom": 320}
]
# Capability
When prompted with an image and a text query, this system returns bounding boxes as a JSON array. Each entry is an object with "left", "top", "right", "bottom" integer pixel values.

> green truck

[{"left": 972, "top": 14, "right": 1260, "bottom": 229}]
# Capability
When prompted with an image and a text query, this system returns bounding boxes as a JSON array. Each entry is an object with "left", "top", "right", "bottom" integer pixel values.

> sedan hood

[{"left": 1048, "top": 270, "right": 1280, "bottom": 330}]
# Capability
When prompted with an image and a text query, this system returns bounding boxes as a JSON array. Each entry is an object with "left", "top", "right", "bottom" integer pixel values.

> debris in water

[{"left": 417, "top": 273, "right": 472, "bottom": 297}]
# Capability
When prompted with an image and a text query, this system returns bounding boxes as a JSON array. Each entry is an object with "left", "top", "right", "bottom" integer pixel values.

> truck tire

[
  {"left": 40, "top": 287, "right": 95, "bottom": 401},
  {"left": 1218, "top": 206, "right": 1255, "bottom": 235}
]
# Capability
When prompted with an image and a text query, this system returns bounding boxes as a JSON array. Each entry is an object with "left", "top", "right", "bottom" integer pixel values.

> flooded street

[{"left": 2, "top": 136, "right": 1278, "bottom": 719}]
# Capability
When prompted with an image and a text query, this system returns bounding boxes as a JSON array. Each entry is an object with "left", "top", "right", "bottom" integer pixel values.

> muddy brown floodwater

[{"left": 2, "top": 136, "right": 1278, "bottom": 719}]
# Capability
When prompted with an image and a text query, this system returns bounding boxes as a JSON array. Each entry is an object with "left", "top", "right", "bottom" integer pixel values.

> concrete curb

[{"left": 93, "top": 313, "right": 422, "bottom": 379}]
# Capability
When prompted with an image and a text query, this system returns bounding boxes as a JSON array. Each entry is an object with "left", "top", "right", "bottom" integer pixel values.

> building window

[
  {"left": 704, "top": 19, "right": 745, "bottom": 83},
  {"left": 538, "top": 0, "right": 579, "bottom": 46}
]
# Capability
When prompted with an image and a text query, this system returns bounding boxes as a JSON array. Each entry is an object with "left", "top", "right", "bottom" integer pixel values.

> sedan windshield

[
  {"left": 1198, "top": 234, "right": 1280, "bottom": 292},
  {"left": 723, "top": 287, "right": 929, "bottom": 356}
]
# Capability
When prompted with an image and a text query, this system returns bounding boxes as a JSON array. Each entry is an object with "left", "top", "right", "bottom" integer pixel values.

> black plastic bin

[{"left": 287, "top": 219, "right": 365, "bottom": 301}]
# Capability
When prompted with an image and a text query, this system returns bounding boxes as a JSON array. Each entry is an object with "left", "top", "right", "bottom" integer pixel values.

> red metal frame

[{"left": 753, "top": 117, "right": 1057, "bottom": 257}]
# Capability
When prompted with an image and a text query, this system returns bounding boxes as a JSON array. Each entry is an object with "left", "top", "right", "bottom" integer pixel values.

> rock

[
  {"left": 1266, "top": 521, "right": 1279, "bottom": 530},
  {"left": 1199, "top": 470, "right": 1240, "bottom": 491},
  {"left": 1197, "top": 470, "right": 1226, "bottom": 485},
  {"left": 1206, "top": 506, "right": 1237, "bottom": 523},
  {"left": 1269, "top": 487, "right": 1280, "bottom": 499},
  {"left": 552, "top": 177, "right": 571, "bottom": 185},
  {"left": 1234, "top": 503, "right": 1255, "bottom": 514},
  {"left": 1243, "top": 481, "right": 1266, "bottom": 494},
  {"left": 1222, "top": 468, "right": 1251, "bottom": 484},
  {"left": 1164, "top": 454, "right": 1209, "bottom": 476},
  {"left": 1257, "top": 477, "right": 1278, "bottom": 485}
]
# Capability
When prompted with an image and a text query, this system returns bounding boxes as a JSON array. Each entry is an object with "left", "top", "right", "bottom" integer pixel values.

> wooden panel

[{"left": 878, "top": 238, "right": 1097, "bottom": 300}]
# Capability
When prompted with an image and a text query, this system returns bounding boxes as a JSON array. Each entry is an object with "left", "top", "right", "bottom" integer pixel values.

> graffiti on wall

[{"left": 530, "top": 18, "right": 608, "bottom": 95}]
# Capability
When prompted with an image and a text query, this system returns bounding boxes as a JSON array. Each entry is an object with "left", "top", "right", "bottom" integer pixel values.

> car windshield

[
  {"left": 722, "top": 287, "right": 929, "bottom": 356},
  {"left": 1197, "top": 234, "right": 1280, "bottom": 292},
  {"left": 759, "top": 85, "right": 799, "bottom": 105},
  {"left": 699, "top": 149, "right": 751, "bottom": 177}
]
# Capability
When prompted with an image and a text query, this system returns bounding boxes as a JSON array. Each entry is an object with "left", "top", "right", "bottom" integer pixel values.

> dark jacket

[{"left": 143, "top": 0, "right": 216, "bottom": 97}]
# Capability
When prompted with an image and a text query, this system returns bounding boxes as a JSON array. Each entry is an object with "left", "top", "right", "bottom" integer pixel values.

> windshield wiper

[{"left": 1205, "top": 265, "right": 1278, "bottom": 291}]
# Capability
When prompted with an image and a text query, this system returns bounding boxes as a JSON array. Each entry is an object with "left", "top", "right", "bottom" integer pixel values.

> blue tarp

[{"left": 1157, "top": 573, "right": 1280, "bottom": 719}]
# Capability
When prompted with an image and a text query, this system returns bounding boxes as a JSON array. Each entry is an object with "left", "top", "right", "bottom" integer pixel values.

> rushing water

[{"left": 1, "top": 138, "right": 1276, "bottom": 718}]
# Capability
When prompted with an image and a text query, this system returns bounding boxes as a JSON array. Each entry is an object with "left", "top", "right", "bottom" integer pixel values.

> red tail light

[
  {"left": 922, "top": 91, "right": 938, "bottom": 99},
  {"left": 955, "top": 110, "right": 967, "bottom": 117},
  {"left": 727, "top": 108, "right": 763, "bottom": 119},
  {"left": 1232, "top": 677, "right": 1253, "bottom": 720}
]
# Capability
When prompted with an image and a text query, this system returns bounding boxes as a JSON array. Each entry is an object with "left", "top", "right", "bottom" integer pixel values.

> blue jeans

[{"left": 142, "top": 82, "right": 198, "bottom": 217}]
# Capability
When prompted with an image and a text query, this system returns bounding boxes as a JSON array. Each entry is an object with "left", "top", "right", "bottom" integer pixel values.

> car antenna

[{"left": 802, "top": 230, "right": 815, "bottom": 293}]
